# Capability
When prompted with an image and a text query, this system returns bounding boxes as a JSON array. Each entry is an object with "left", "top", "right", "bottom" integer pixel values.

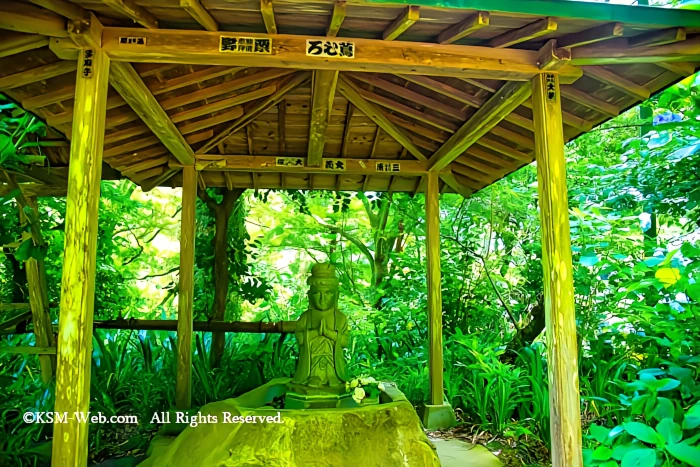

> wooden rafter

[
  {"left": 437, "top": 11, "right": 489, "bottom": 45},
  {"left": 327, "top": 0, "right": 347, "bottom": 37},
  {"left": 429, "top": 81, "right": 532, "bottom": 171},
  {"left": 0, "top": 1, "right": 68, "bottom": 37},
  {"left": 0, "top": 61, "right": 75, "bottom": 90},
  {"left": 27, "top": 0, "right": 88, "bottom": 21},
  {"left": 337, "top": 76, "right": 426, "bottom": 161},
  {"left": 656, "top": 61, "right": 697, "bottom": 76},
  {"left": 101, "top": 27, "right": 583, "bottom": 83},
  {"left": 0, "top": 32, "right": 49, "bottom": 59},
  {"left": 260, "top": 0, "right": 277, "bottom": 34},
  {"left": 582, "top": 66, "right": 650, "bottom": 101},
  {"left": 181, "top": 0, "right": 218, "bottom": 32},
  {"left": 629, "top": 27, "right": 685, "bottom": 48},
  {"left": 109, "top": 62, "right": 195, "bottom": 165},
  {"left": 200, "top": 72, "right": 310, "bottom": 154},
  {"left": 556, "top": 22, "right": 623, "bottom": 49},
  {"left": 487, "top": 17, "right": 557, "bottom": 48},
  {"left": 561, "top": 85, "right": 619, "bottom": 117},
  {"left": 383, "top": 6, "right": 420, "bottom": 41},
  {"left": 440, "top": 171, "right": 473, "bottom": 197},
  {"left": 571, "top": 37, "right": 700, "bottom": 65},
  {"left": 308, "top": 70, "right": 339, "bottom": 167},
  {"left": 101, "top": 0, "right": 158, "bottom": 29}
]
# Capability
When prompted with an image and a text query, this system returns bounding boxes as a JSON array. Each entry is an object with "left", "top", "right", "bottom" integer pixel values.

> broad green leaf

[
  {"left": 681, "top": 242, "right": 700, "bottom": 259},
  {"left": 613, "top": 443, "right": 644, "bottom": 461},
  {"left": 656, "top": 418, "right": 682, "bottom": 445},
  {"left": 624, "top": 422, "right": 662, "bottom": 445},
  {"left": 665, "top": 443, "right": 700, "bottom": 467},
  {"left": 593, "top": 446, "right": 614, "bottom": 461},
  {"left": 652, "top": 397, "right": 674, "bottom": 421},
  {"left": 590, "top": 424, "right": 612, "bottom": 444},
  {"left": 621, "top": 448, "right": 656, "bottom": 467},
  {"left": 688, "top": 283, "right": 700, "bottom": 302},
  {"left": 647, "top": 132, "right": 671, "bottom": 149},
  {"left": 655, "top": 268, "right": 680, "bottom": 287}
]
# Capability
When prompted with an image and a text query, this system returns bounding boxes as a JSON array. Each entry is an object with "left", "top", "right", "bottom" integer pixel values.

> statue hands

[{"left": 319, "top": 319, "right": 338, "bottom": 340}]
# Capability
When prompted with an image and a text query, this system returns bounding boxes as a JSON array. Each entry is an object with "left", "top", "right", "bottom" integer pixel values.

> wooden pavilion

[{"left": 0, "top": 0, "right": 699, "bottom": 465}]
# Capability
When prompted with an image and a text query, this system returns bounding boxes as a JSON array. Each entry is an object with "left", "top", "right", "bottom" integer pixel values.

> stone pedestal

[{"left": 419, "top": 402, "right": 457, "bottom": 430}]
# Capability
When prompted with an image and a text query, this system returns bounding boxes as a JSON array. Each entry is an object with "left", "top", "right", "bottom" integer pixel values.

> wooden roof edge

[{"left": 360, "top": 0, "right": 700, "bottom": 28}]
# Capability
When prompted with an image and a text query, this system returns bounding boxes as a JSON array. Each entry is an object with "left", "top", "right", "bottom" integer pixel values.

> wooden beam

[
  {"left": 181, "top": 0, "right": 218, "bottom": 32},
  {"left": 530, "top": 71, "right": 583, "bottom": 467},
  {"left": 22, "top": 85, "right": 74, "bottom": 110},
  {"left": 0, "top": 61, "right": 76, "bottom": 90},
  {"left": 52, "top": 47, "right": 109, "bottom": 467},
  {"left": 67, "top": 12, "right": 103, "bottom": 49},
  {"left": 383, "top": 5, "right": 420, "bottom": 41},
  {"left": 200, "top": 72, "right": 309, "bottom": 154},
  {"left": 557, "top": 22, "right": 623, "bottom": 49},
  {"left": 340, "top": 103, "right": 353, "bottom": 157},
  {"left": 425, "top": 171, "right": 443, "bottom": 406},
  {"left": 429, "top": 81, "right": 532, "bottom": 171},
  {"left": 176, "top": 166, "right": 196, "bottom": 409},
  {"left": 571, "top": 37, "right": 700, "bottom": 65},
  {"left": 108, "top": 62, "right": 195, "bottom": 165},
  {"left": 27, "top": 0, "right": 87, "bottom": 21},
  {"left": 170, "top": 85, "right": 271, "bottom": 123},
  {"left": 629, "top": 27, "right": 685, "bottom": 48},
  {"left": 656, "top": 61, "right": 697, "bottom": 76},
  {"left": 337, "top": 76, "right": 426, "bottom": 161},
  {"left": 141, "top": 168, "right": 179, "bottom": 192},
  {"left": 0, "top": 32, "right": 49, "bottom": 58},
  {"left": 582, "top": 66, "right": 650, "bottom": 101},
  {"left": 101, "top": 27, "right": 583, "bottom": 83},
  {"left": 260, "top": 0, "right": 277, "bottom": 34},
  {"left": 439, "top": 171, "right": 472, "bottom": 198},
  {"left": 437, "top": 11, "right": 489, "bottom": 45},
  {"left": 487, "top": 17, "right": 557, "bottom": 48},
  {"left": 308, "top": 70, "right": 339, "bottom": 167},
  {"left": 194, "top": 155, "right": 437, "bottom": 176},
  {"left": 0, "top": 2, "right": 68, "bottom": 37},
  {"left": 398, "top": 74, "right": 485, "bottom": 108},
  {"left": 538, "top": 40, "right": 571, "bottom": 71},
  {"left": 561, "top": 85, "right": 619, "bottom": 117},
  {"left": 102, "top": 0, "right": 158, "bottom": 29},
  {"left": 326, "top": 0, "right": 346, "bottom": 37}
]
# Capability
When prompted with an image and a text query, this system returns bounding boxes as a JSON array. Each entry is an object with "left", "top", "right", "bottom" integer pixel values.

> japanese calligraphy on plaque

[
  {"left": 376, "top": 162, "right": 400, "bottom": 173},
  {"left": 220, "top": 36, "right": 272, "bottom": 54},
  {"left": 545, "top": 74, "right": 557, "bottom": 102},
  {"left": 306, "top": 40, "right": 355, "bottom": 59},
  {"left": 81, "top": 49, "right": 94, "bottom": 78},
  {"left": 276, "top": 157, "right": 305, "bottom": 167},
  {"left": 119, "top": 37, "right": 146, "bottom": 46},
  {"left": 323, "top": 159, "right": 346, "bottom": 171}
]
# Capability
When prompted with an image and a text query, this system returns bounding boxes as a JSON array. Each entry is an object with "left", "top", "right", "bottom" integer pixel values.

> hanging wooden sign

[
  {"left": 376, "top": 162, "right": 400, "bottom": 173},
  {"left": 119, "top": 37, "right": 146, "bottom": 45},
  {"left": 276, "top": 157, "right": 305, "bottom": 167},
  {"left": 305, "top": 40, "right": 355, "bottom": 59},
  {"left": 323, "top": 159, "right": 347, "bottom": 171},
  {"left": 220, "top": 36, "right": 272, "bottom": 54},
  {"left": 545, "top": 74, "right": 557, "bottom": 102},
  {"left": 81, "top": 49, "right": 94, "bottom": 78}
]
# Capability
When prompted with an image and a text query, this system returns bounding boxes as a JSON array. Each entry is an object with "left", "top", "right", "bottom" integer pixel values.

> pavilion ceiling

[{"left": 0, "top": 0, "right": 698, "bottom": 196}]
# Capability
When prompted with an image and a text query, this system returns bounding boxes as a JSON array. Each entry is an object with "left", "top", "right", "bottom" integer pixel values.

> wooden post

[
  {"left": 176, "top": 165, "right": 196, "bottom": 409},
  {"left": 52, "top": 47, "right": 109, "bottom": 467},
  {"left": 425, "top": 172, "right": 443, "bottom": 407},
  {"left": 531, "top": 72, "right": 583, "bottom": 467}
]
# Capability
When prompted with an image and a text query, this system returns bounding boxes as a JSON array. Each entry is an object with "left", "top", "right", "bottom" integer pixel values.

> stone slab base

[{"left": 419, "top": 403, "right": 457, "bottom": 430}]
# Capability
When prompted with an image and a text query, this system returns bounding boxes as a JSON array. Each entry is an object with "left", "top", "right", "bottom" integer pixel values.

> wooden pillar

[
  {"left": 425, "top": 172, "right": 443, "bottom": 406},
  {"left": 176, "top": 166, "right": 196, "bottom": 409},
  {"left": 52, "top": 47, "right": 110, "bottom": 467},
  {"left": 531, "top": 72, "right": 583, "bottom": 467}
]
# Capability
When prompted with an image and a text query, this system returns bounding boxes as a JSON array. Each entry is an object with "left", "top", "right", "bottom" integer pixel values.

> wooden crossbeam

[
  {"left": 181, "top": 0, "right": 218, "bottom": 32},
  {"left": 0, "top": 32, "right": 49, "bottom": 59},
  {"left": 349, "top": 73, "right": 467, "bottom": 121},
  {"left": 487, "top": 17, "right": 557, "bottom": 48},
  {"left": 193, "top": 155, "right": 439, "bottom": 176},
  {"left": 0, "top": 2, "right": 68, "bottom": 37},
  {"left": 538, "top": 40, "right": 571, "bottom": 71},
  {"left": 327, "top": 0, "right": 346, "bottom": 37},
  {"left": 171, "top": 86, "right": 271, "bottom": 124},
  {"left": 383, "top": 6, "right": 420, "bottom": 41},
  {"left": 200, "top": 72, "right": 309, "bottom": 154},
  {"left": 0, "top": 61, "right": 76, "bottom": 90},
  {"left": 28, "top": 0, "right": 87, "bottom": 21},
  {"left": 556, "top": 22, "right": 623, "bottom": 49},
  {"left": 629, "top": 27, "right": 685, "bottom": 48},
  {"left": 582, "top": 66, "right": 650, "bottom": 101},
  {"left": 337, "top": 76, "right": 426, "bottom": 161},
  {"left": 109, "top": 62, "right": 195, "bottom": 165},
  {"left": 571, "top": 37, "right": 700, "bottom": 65},
  {"left": 477, "top": 137, "right": 531, "bottom": 163},
  {"left": 439, "top": 171, "right": 473, "bottom": 197},
  {"left": 102, "top": 0, "right": 158, "bottom": 29},
  {"left": 308, "top": 70, "right": 339, "bottom": 167},
  {"left": 141, "top": 168, "right": 179, "bottom": 192},
  {"left": 656, "top": 61, "right": 697, "bottom": 76},
  {"left": 561, "top": 85, "right": 619, "bottom": 117},
  {"left": 397, "top": 74, "right": 485, "bottom": 108},
  {"left": 437, "top": 11, "right": 489, "bottom": 45},
  {"left": 260, "top": 0, "right": 277, "bottom": 34},
  {"left": 101, "top": 27, "right": 582, "bottom": 82},
  {"left": 429, "top": 81, "right": 532, "bottom": 171}
]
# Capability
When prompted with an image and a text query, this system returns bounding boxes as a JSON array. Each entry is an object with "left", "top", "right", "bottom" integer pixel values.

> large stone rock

[{"left": 140, "top": 379, "right": 440, "bottom": 467}]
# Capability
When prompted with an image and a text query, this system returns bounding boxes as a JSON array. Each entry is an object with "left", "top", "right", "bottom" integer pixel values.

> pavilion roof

[{"left": 0, "top": 0, "right": 698, "bottom": 196}]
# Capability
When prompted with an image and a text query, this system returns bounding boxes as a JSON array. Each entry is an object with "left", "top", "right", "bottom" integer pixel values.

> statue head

[{"left": 307, "top": 263, "right": 339, "bottom": 311}]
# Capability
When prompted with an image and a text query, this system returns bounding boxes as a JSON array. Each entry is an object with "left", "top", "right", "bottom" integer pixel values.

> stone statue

[{"left": 293, "top": 263, "right": 349, "bottom": 387}]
